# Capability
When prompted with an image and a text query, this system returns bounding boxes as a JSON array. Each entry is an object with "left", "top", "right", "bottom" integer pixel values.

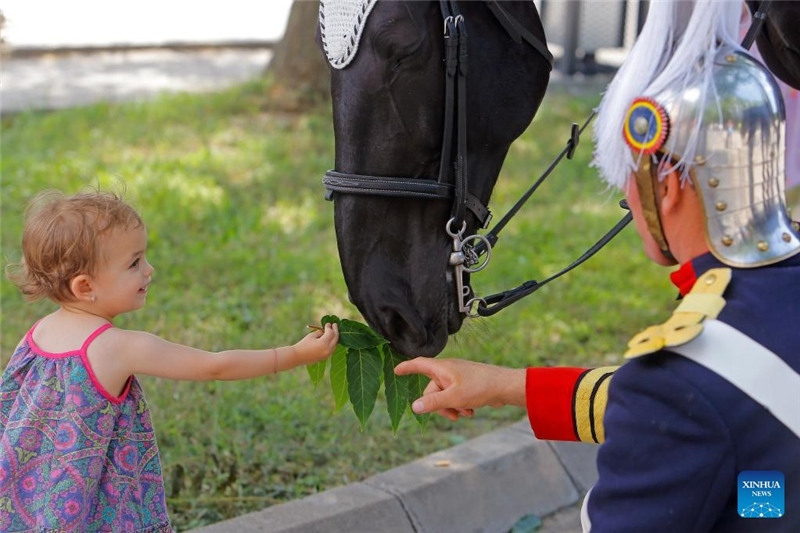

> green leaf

[
  {"left": 321, "top": 315, "right": 340, "bottom": 326},
  {"left": 338, "top": 318, "right": 386, "bottom": 349},
  {"left": 382, "top": 344, "right": 408, "bottom": 434},
  {"left": 306, "top": 360, "right": 326, "bottom": 388},
  {"left": 329, "top": 344, "right": 348, "bottom": 413},
  {"left": 346, "top": 346, "right": 383, "bottom": 431},
  {"left": 404, "top": 372, "right": 431, "bottom": 430}
]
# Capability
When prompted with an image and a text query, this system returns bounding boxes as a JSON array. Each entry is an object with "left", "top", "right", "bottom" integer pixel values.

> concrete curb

[{"left": 192, "top": 420, "right": 598, "bottom": 533}]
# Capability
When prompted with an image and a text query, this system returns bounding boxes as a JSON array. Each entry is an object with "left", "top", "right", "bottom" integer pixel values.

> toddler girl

[{"left": 0, "top": 190, "right": 339, "bottom": 532}]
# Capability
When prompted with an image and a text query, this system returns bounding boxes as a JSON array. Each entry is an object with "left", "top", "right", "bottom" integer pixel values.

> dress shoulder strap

[{"left": 80, "top": 323, "right": 114, "bottom": 353}]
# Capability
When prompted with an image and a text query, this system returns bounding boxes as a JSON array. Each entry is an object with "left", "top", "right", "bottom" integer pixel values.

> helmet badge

[{"left": 623, "top": 97, "right": 670, "bottom": 155}]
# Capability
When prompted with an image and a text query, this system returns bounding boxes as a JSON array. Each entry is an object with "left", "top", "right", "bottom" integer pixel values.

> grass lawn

[{"left": 0, "top": 77, "right": 675, "bottom": 530}]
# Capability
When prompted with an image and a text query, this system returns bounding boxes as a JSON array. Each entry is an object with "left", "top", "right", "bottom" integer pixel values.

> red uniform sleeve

[
  {"left": 527, "top": 366, "right": 618, "bottom": 443},
  {"left": 526, "top": 367, "right": 586, "bottom": 441}
]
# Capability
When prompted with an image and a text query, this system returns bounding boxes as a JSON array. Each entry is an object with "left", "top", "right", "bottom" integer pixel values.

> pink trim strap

[
  {"left": 79, "top": 323, "right": 132, "bottom": 404},
  {"left": 81, "top": 323, "right": 114, "bottom": 352}
]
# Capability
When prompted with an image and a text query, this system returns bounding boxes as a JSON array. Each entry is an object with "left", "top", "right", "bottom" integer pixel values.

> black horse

[
  {"left": 319, "top": 0, "right": 551, "bottom": 357},
  {"left": 319, "top": 0, "right": 800, "bottom": 358}
]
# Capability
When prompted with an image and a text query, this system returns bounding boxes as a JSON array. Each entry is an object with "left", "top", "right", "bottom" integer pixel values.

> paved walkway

[{"left": 1, "top": 47, "right": 273, "bottom": 114}]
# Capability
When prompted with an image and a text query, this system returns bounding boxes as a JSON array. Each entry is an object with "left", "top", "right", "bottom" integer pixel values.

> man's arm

[{"left": 395, "top": 357, "right": 618, "bottom": 443}]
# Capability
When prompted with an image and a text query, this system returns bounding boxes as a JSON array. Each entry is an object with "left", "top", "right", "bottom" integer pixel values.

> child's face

[{"left": 91, "top": 225, "right": 154, "bottom": 318}]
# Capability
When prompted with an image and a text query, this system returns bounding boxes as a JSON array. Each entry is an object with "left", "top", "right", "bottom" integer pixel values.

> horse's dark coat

[{"left": 748, "top": 1, "right": 800, "bottom": 90}]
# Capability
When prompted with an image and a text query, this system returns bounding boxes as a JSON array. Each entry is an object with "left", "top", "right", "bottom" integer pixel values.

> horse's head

[{"left": 318, "top": 1, "right": 550, "bottom": 356}]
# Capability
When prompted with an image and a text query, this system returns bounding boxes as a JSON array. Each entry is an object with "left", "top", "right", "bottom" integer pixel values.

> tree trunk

[{"left": 266, "top": 0, "right": 330, "bottom": 111}]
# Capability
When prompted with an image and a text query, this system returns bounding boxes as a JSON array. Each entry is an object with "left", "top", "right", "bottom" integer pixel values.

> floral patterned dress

[{"left": 0, "top": 323, "right": 172, "bottom": 532}]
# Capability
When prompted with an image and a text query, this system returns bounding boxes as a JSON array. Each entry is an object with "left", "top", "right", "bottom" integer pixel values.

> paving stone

[
  {"left": 509, "top": 420, "right": 599, "bottom": 493},
  {"left": 364, "top": 424, "right": 580, "bottom": 533},
  {"left": 190, "top": 481, "right": 413, "bottom": 533},
  {"left": 539, "top": 502, "right": 584, "bottom": 532},
  {"left": 547, "top": 440, "right": 599, "bottom": 493}
]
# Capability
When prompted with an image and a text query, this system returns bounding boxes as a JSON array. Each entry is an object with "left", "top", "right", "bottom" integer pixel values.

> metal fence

[{"left": 539, "top": 0, "right": 649, "bottom": 75}]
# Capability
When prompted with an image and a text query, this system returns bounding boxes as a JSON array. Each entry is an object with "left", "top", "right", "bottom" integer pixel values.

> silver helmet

[{"left": 625, "top": 47, "right": 800, "bottom": 267}]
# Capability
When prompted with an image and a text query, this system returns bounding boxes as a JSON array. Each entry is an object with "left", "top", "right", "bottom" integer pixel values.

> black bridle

[
  {"left": 322, "top": 0, "right": 771, "bottom": 318},
  {"left": 323, "top": 0, "right": 552, "bottom": 231}
]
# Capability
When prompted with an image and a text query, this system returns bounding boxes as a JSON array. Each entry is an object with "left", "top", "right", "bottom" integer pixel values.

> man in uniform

[{"left": 396, "top": 1, "right": 800, "bottom": 530}]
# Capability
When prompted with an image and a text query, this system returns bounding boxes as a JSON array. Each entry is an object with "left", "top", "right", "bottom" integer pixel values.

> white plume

[{"left": 592, "top": 0, "right": 695, "bottom": 189}]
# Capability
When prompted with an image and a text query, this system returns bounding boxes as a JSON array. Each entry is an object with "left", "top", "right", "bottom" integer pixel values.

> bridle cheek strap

[{"left": 633, "top": 156, "right": 674, "bottom": 260}]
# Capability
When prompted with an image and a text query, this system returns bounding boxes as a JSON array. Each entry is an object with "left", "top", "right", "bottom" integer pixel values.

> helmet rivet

[
  {"left": 704, "top": 274, "right": 717, "bottom": 285},
  {"left": 694, "top": 155, "right": 706, "bottom": 165},
  {"left": 708, "top": 177, "right": 719, "bottom": 188},
  {"left": 634, "top": 116, "right": 649, "bottom": 135},
  {"left": 793, "top": 221, "right": 800, "bottom": 232},
  {"left": 715, "top": 201, "right": 727, "bottom": 212},
  {"left": 721, "top": 235, "right": 733, "bottom": 246},
  {"left": 725, "top": 54, "right": 736, "bottom": 63},
  {"left": 757, "top": 241, "right": 769, "bottom": 252},
  {"left": 782, "top": 232, "right": 792, "bottom": 243}
]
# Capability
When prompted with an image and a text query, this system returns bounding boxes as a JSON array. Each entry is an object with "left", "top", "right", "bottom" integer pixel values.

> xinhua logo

[{"left": 738, "top": 471, "right": 784, "bottom": 518}]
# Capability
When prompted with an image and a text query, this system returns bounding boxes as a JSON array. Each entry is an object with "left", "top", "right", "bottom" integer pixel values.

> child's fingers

[{"left": 320, "top": 323, "right": 337, "bottom": 340}]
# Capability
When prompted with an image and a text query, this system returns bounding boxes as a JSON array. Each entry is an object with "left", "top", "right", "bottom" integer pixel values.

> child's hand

[{"left": 294, "top": 322, "right": 339, "bottom": 365}]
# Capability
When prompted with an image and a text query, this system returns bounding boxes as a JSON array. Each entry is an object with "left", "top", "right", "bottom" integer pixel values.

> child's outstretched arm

[{"left": 89, "top": 323, "right": 338, "bottom": 392}]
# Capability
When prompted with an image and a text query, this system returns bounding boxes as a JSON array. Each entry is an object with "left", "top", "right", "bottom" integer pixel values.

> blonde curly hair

[{"left": 7, "top": 190, "right": 144, "bottom": 303}]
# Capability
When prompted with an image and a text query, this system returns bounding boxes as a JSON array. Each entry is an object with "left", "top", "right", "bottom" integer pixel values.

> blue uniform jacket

[{"left": 588, "top": 252, "right": 800, "bottom": 532}]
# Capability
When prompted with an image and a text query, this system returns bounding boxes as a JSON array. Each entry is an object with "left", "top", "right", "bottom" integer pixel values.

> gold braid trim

[{"left": 573, "top": 366, "right": 618, "bottom": 443}]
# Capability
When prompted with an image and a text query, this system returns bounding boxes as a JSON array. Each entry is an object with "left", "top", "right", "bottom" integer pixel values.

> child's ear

[{"left": 70, "top": 275, "right": 95, "bottom": 302}]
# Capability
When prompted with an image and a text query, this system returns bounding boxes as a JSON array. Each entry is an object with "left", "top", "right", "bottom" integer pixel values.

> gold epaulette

[{"left": 624, "top": 268, "right": 732, "bottom": 359}]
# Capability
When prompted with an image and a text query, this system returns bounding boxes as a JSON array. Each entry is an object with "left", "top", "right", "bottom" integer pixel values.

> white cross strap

[{"left": 669, "top": 319, "right": 800, "bottom": 438}]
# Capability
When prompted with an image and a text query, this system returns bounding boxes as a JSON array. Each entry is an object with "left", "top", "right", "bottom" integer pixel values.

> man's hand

[{"left": 394, "top": 358, "right": 526, "bottom": 421}]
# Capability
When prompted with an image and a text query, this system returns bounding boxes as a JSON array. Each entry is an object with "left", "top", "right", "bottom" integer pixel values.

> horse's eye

[{"left": 370, "top": 18, "right": 424, "bottom": 63}]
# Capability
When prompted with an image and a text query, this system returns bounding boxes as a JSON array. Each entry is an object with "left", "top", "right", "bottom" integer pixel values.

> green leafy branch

[{"left": 306, "top": 315, "right": 430, "bottom": 432}]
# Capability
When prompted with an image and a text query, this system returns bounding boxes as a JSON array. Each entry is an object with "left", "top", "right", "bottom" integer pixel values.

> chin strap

[{"left": 632, "top": 155, "right": 674, "bottom": 262}]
